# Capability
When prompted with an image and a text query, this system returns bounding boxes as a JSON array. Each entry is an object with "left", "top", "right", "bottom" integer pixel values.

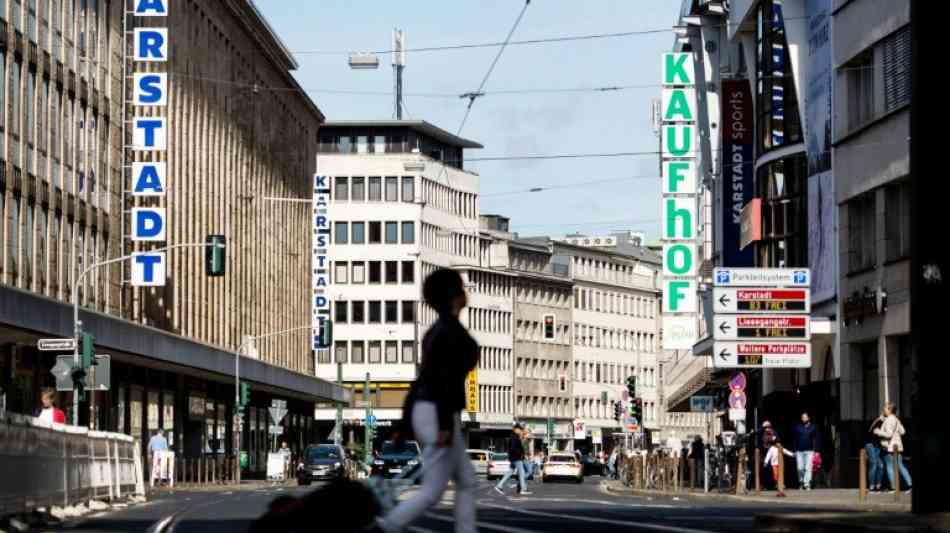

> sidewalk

[{"left": 602, "top": 480, "right": 911, "bottom": 512}]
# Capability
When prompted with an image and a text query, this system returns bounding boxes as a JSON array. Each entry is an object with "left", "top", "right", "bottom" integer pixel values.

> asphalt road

[{"left": 65, "top": 475, "right": 831, "bottom": 533}]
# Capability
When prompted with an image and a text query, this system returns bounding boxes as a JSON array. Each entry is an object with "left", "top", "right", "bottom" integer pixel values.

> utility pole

[
  {"left": 364, "top": 372, "right": 373, "bottom": 467},
  {"left": 393, "top": 29, "right": 406, "bottom": 119},
  {"left": 335, "top": 360, "right": 343, "bottom": 446}
]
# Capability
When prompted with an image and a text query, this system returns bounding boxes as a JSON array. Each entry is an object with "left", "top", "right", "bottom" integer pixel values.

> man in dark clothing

[
  {"left": 494, "top": 424, "right": 531, "bottom": 496},
  {"left": 792, "top": 413, "right": 820, "bottom": 490},
  {"left": 372, "top": 269, "right": 480, "bottom": 533},
  {"left": 688, "top": 436, "right": 705, "bottom": 488}
]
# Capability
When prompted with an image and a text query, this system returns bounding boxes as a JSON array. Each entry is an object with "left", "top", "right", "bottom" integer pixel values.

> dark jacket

[
  {"left": 688, "top": 440, "right": 705, "bottom": 460},
  {"left": 793, "top": 423, "right": 819, "bottom": 452},
  {"left": 399, "top": 314, "right": 479, "bottom": 439},
  {"left": 508, "top": 435, "right": 525, "bottom": 462}
]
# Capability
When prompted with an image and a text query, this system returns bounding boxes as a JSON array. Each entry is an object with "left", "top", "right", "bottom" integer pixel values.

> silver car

[
  {"left": 467, "top": 449, "right": 490, "bottom": 476},
  {"left": 486, "top": 452, "right": 512, "bottom": 480}
]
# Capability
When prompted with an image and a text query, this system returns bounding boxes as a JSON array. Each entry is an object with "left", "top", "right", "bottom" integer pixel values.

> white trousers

[{"left": 379, "top": 401, "right": 477, "bottom": 533}]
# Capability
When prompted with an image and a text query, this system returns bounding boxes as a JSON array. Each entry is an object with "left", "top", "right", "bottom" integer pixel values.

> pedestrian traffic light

[
  {"left": 626, "top": 375, "right": 637, "bottom": 399},
  {"left": 543, "top": 314, "right": 555, "bottom": 341},
  {"left": 205, "top": 234, "right": 226, "bottom": 277},
  {"left": 613, "top": 401, "right": 622, "bottom": 421},
  {"left": 629, "top": 398, "right": 642, "bottom": 420},
  {"left": 316, "top": 319, "right": 333, "bottom": 348},
  {"left": 240, "top": 382, "right": 251, "bottom": 407},
  {"left": 81, "top": 333, "right": 95, "bottom": 369}
]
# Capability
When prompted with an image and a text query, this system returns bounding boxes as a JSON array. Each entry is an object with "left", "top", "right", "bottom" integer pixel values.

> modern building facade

[
  {"left": 314, "top": 120, "right": 482, "bottom": 445},
  {"left": 0, "top": 0, "right": 344, "bottom": 475}
]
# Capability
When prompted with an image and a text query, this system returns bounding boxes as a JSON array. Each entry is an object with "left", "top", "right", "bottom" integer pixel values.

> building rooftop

[{"left": 322, "top": 120, "right": 484, "bottom": 149}]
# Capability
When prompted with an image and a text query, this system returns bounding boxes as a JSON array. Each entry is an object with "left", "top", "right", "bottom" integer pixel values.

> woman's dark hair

[{"left": 423, "top": 268, "right": 464, "bottom": 313}]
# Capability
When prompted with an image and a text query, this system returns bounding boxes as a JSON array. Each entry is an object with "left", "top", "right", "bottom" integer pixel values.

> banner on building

[
  {"left": 805, "top": 0, "right": 837, "bottom": 304},
  {"left": 721, "top": 79, "right": 755, "bottom": 266},
  {"left": 312, "top": 176, "right": 331, "bottom": 351},
  {"left": 465, "top": 369, "right": 478, "bottom": 412}
]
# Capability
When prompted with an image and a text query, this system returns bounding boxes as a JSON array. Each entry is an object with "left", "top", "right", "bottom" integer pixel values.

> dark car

[
  {"left": 372, "top": 440, "right": 421, "bottom": 479},
  {"left": 297, "top": 444, "right": 347, "bottom": 485},
  {"left": 580, "top": 453, "right": 605, "bottom": 476}
]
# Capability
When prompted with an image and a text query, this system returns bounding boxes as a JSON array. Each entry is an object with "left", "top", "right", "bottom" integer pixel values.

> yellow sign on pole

[{"left": 466, "top": 369, "right": 478, "bottom": 412}]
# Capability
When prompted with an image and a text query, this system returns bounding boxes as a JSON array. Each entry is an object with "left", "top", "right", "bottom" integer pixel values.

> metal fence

[{"left": 0, "top": 412, "right": 144, "bottom": 516}]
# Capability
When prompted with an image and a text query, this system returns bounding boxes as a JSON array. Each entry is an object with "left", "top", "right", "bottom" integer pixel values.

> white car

[
  {"left": 467, "top": 449, "right": 490, "bottom": 476},
  {"left": 486, "top": 452, "right": 512, "bottom": 480},
  {"left": 542, "top": 453, "right": 584, "bottom": 484}
]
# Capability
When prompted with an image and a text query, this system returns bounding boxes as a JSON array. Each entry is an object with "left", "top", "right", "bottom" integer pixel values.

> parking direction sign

[
  {"left": 714, "top": 268, "right": 809, "bottom": 287},
  {"left": 714, "top": 315, "right": 810, "bottom": 341},
  {"left": 713, "top": 288, "right": 810, "bottom": 314},
  {"left": 713, "top": 342, "right": 811, "bottom": 368}
]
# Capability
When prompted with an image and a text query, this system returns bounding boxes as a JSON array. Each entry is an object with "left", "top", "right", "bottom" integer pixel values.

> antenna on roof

[{"left": 393, "top": 29, "right": 406, "bottom": 119}]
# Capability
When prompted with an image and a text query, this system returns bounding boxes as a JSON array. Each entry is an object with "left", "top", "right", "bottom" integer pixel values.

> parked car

[
  {"left": 296, "top": 443, "right": 347, "bottom": 485},
  {"left": 372, "top": 440, "right": 422, "bottom": 479},
  {"left": 542, "top": 452, "right": 584, "bottom": 484},
  {"left": 486, "top": 452, "right": 533, "bottom": 481},
  {"left": 467, "top": 449, "right": 490, "bottom": 476}
]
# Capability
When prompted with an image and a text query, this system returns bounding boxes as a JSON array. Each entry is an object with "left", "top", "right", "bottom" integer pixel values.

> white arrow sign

[
  {"left": 713, "top": 315, "right": 811, "bottom": 341},
  {"left": 713, "top": 341, "right": 812, "bottom": 368},
  {"left": 713, "top": 287, "right": 810, "bottom": 314},
  {"left": 38, "top": 338, "right": 77, "bottom": 351}
]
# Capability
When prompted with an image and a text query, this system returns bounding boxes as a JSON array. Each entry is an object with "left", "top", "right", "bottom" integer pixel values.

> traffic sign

[
  {"left": 38, "top": 338, "right": 77, "bottom": 352},
  {"left": 690, "top": 396, "right": 715, "bottom": 412},
  {"left": 367, "top": 414, "right": 377, "bottom": 427},
  {"left": 52, "top": 355, "right": 110, "bottom": 391},
  {"left": 714, "top": 268, "right": 810, "bottom": 287},
  {"left": 713, "top": 288, "right": 810, "bottom": 314},
  {"left": 713, "top": 314, "right": 811, "bottom": 340},
  {"left": 728, "top": 390, "right": 747, "bottom": 409},
  {"left": 713, "top": 342, "right": 812, "bottom": 368},
  {"left": 269, "top": 425, "right": 283, "bottom": 435},
  {"left": 729, "top": 372, "right": 747, "bottom": 392},
  {"left": 269, "top": 407, "right": 287, "bottom": 425},
  {"left": 51, "top": 358, "right": 74, "bottom": 391}
]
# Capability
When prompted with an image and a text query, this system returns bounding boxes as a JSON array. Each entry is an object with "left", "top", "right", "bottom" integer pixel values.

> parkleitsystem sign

[{"left": 660, "top": 52, "right": 699, "bottom": 350}]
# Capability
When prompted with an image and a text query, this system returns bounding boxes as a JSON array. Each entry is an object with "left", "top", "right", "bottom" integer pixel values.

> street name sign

[
  {"left": 690, "top": 396, "right": 715, "bottom": 412},
  {"left": 713, "top": 288, "right": 810, "bottom": 314},
  {"left": 713, "top": 315, "right": 811, "bottom": 340},
  {"left": 713, "top": 341, "right": 812, "bottom": 368},
  {"left": 38, "top": 338, "right": 77, "bottom": 352},
  {"left": 269, "top": 425, "right": 283, "bottom": 435},
  {"left": 713, "top": 268, "right": 809, "bottom": 287}
]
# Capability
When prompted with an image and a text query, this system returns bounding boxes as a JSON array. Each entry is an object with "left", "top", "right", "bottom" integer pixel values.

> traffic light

[
  {"left": 626, "top": 375, "right": 637, "bottom": 399},
  {"left": 629, "top": 398, "right": 642, "bottom": 420},
  {"left": 543, "top": 314, "right": 555, "bottom": 340},
  {"left": 205, "top": 235, "right": 226, "bottom": 276},
  {"left": 316, "top": 319, "right": 333, "bottom": 349},
  {"left": 239, "top": 382, "right": 251, "bottom": 407},
  {"left": 81, "top": 333, "right": 95, "bottom": 369},
  {"left": 613, "top": 401, "right": 622, "bottom": 421}
]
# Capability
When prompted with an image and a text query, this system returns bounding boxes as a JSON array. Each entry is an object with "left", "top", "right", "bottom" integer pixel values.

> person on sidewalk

[
  {"left": 866, "top": 415, "right": 885, "bottom": 491},
  {"left": 759, "top": 421, "right": 778, "bottom": 490},
  {"left": 793, "top": 413, "right": 820, "bottom": 490},
  {"left": 608, "top": 448, "right": 619, "bottom": 479},
  {"left": 494, "top": 424, "right": 531, "bottom": 496},
  {"left": 369, "top": 269, "right": 480, "bottom": 533},
  {"left": 688, "top": 436, "right": 705, "bottom": 488},
  {"left": 764, "top": 438, "right": 793, "bottom": 497},
  {"left": 873, "top": 401, "right": 912, "bottom": 494},
  {"left": 36, "top": 388, "right": 66, "bottom": 424}
]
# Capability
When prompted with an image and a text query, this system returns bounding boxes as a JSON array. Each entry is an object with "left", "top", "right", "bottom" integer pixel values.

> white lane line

[
  {"left": 504, "top": 496, "right": 677, "bottom": 509},
  {"left": 425, "top": 511, "right": 541, "bottom": 533},
  {"left": 477, "top": 500, "right": 721, "bottom": 533},
  {"left": 409, "top": 527, "right": 441, "bottom": 533}
]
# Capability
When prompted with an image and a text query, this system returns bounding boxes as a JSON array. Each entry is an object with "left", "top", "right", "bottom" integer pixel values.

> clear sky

[{"left": 256, "top": 0, "right": 683, "bottom": 241}]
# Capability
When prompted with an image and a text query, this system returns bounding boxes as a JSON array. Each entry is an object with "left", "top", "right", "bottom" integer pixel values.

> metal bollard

[
  {"left": 754, "top": 448, "right": 761, "bottom": 493},
  {"left": 893, "top": 452, "right": 901, "bottom": 501},
  {"left": 736, "top": 449, "right": 746, "bottom": 495},
  {"left": 777, "top": 444, "right": 786, "bottom": 497},
  {"left": 859, "top": 448, "right": 867, "bottom": 502},
  {"left": 690, "top": 458, "right": 696, "bottom": 490}
]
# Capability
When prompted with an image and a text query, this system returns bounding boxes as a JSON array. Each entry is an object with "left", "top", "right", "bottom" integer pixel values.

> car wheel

[
  {"left": 541, "top": 477, "right": 547, "bottom": 484},
  {"left": 298, "top": 478, "right": 311, "bottom": 486},
  {"left": 576, "top": 476, "right": 584, "bottom": 484}
]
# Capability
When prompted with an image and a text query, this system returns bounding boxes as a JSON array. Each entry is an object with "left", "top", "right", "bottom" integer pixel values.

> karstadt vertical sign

[
  {"left": 312, "top": 176, "right": 331, "bottom": 350},
  {"left": 660, "top": 53, "right": 699, "bottom": 350}
]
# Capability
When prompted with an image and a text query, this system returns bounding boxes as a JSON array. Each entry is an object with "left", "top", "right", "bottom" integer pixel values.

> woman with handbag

[{"left": 873, "top": 402, "right": 912, "bottom": 494}]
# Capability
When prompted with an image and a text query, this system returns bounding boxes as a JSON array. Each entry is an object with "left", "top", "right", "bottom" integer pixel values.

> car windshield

[
  {"left": 493, "top": 453, "right": 509, "bottom": 461},
  {"left": 468, "top": 452, "right": 487, "bottom": 461},
  {"left": 307, "top": 446, "right": 340, "bottom": 460},
  {"left": 549, "top": 455, "right": 575, "bottom": 463},
  {"left": 381, "top": 441, "right": 420, "bottom": 456}
]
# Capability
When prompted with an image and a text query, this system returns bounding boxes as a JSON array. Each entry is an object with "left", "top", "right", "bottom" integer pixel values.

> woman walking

[
  {"left": 873, "top": 402, "right": 912, "bottom": 493},
  {"left": 865, "top": 414, "right": 885, "bottom": 491},
  {"left": 369, "top": 269, "right": 480, "bottom": 533}
]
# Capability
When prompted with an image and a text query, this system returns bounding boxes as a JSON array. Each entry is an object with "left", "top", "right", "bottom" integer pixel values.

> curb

[{"left": 601, "top": 482, "right": 912, "bottom": 513}]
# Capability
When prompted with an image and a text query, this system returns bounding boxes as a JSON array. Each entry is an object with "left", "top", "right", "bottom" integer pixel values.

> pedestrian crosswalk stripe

[
  {"left": 477, "top": 501, "right": 720, "bottom": 533},
  {"left": 425, "top": 511, "right": 541, "bottom": 533}
]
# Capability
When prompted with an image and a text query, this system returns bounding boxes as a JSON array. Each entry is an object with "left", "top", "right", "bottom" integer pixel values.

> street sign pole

[
  {"left": 364, "top": 372, "right": 372, "bottom": 468},
  {"left": 335, "top": 360, "right": 343, "bottom": 446}
]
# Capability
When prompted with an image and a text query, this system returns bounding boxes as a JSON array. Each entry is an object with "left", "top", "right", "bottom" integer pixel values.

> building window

[
  {"left": 369, "top": 341, "right": 382, "bottom": 363},
  {"left": 368, "top": 177, "right": 382, "bottom": 201},
  {"left": 334, "top": 262, "right": 348, "bottom": 283},
  {"left": 401, "top": 341, "right": 415, "bottom": 364},
  {"left": 848, "top": 192, "right": 876, "bottom": 272},
  {"left": 369, "top": 221, "right": 382, "bottom": 244},
  {"left": 334, "top": 222, "right": 348, "bottom": 244},
  {"left": 385, "top": 301, "right": 398, "bottom": 323},
  {"left": 352, "top": 301, "right": 366, "bottom": 323},
  {"left": 885, "top": 181, "right": 911, "bottom": 262},
  {"left": 334, "top": 341, "right": 347, "bottom": 364},
  {"left": 334, "top": 301, "right": 348, "bottom": 323},
  {"left": 352, "top": 262, "right": 365, "bottom": 283},
  {"left": 755, "top": 0, "right": 802, "bottom": 152},
  {"left": 402, "top": 177, "right": 414, "bottom": 202},
  {"left": 755, "top": 154, "right": 807, "bottom": 268},
  {"left": 357, "top": 136, "right": 368, "bottom": 154},
  {"left": 352, "top": 222, "right": 366, "bottom": 244},
  {"left": 334, "top": 177, "right": 348, "bottom": 201},
  {"left": 385, "top": 177, "right": 398, "bottom": 202},
  {"left": 351, "top": 177, "right": 365, "bottom": 201},
  {"left": 401, "top": 222, "right": 415, "bottom": 244},
  {"left": 385, "top": 341, "right": 398, "bottom": 363},
  {"left": 401, "top": 261, "right": 415, "bottom": 283},
  {"left": 845, "top": 50, "right": 874, "bottom": 132},
  {"left": 385, "top": 261, "right": 398, "bottom": 283},
  {"left": 402, "top": 301, "right": 415, "bottom": 323},
  {"left": 374, "top": 135, "right": 386, "bottom": 153},
  {"left": 369, "top": 301, "right": 382, "bottom": 323},
  {"left": 883, "top": 26, "right": 911, "bottom": 113},
  {"left": 351, "top": 341, "right": 365, "bottom": 364},
  {"left": 385, "top": 222, "right": 398, "bottom": 244},
  {"left": 369, "top": 261, "right": 382, "bottom": 283}
]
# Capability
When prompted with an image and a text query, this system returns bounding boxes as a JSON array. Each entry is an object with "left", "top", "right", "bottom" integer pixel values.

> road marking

[
  {"left": 425, "top": 511, "right": 541, "bottom": 533},
  {"left": 504, "top": 496, "right": 677, "bottom": 509},
  {"left": 477, "top": 501, "right": 721, "bottom": 533},
  {"left": 409, "top": 527, "right": 441, "bottom": 533}
]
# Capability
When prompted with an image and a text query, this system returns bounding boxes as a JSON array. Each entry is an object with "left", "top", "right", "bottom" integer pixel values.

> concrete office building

[
  {"left": 0, "top": 0, "right": 344, "bottom": 475},
  {"left": 315, "top": 120, "right": 482, "bottom": 445}
]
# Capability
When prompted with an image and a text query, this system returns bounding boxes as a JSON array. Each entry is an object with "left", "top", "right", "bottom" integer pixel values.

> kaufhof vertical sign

[
  {"left": 660, "top": 52, "right": 699, "bottom": 350},
  {"left": 311, "top": 176, "right": 331, "bottom": 350},
  {"left": 129, "top": 0, "right": 169, "bottom": 286}
]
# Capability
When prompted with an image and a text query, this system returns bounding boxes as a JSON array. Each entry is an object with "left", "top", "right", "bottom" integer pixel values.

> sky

[{"left": 256, "top": 0, "right": 683, "bottom": 241}]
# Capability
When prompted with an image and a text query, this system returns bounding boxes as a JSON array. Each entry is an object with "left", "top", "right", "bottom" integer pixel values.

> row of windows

[
  {"left": 571, "top": 256, "right": 650, "bottom": 286},
  {"left": 516, "top": 396, "right": 570, "bottom": 419},
  {"left": 516, "top": 357, "right": 570, "bottom": 383},
  {"left": 420, "top": 177, "right": 477, "bottom": 220},
  {"left": 465, "top": 308, "right": 511, "bottom": 335},
  {"left": 574, "top": 287, "right": 656, "bottom": 318},
  {"left": 320, "top": 340, "right": 417, "bottom": 365},
  {"left": 333, "top": 300, "right": 416, "bottom": 325},
  {"left": 466, "top": 269, "right": 513, "bottom": 298},
  {"left": 2, "top": 0, "right": 108, "bottom": 71},
  {"left": 420, "top": 222, "right": 478, "bottom": 259},
  {"left": 572, "top": 362, "right": 642, "bottom": 386},
  {"left": 516, "top": 282, "right": 571, "bottom": 308},
  {"left": 479, "top": 346, "right": 512, "bottom": 372},
  {"left": 515, "top": 319, "right": 570, "bottom": 344},
  {"left": 576, "top": 397, "right": 651, "bottom": 422},
  {"left": 334, "top": 221, "right": 415, "bottom": 246},
  {"left": 332, "top": 260, "right": 414, "bottom": 285},
  {"left": 479, "top": 385, "right": 512, "bottom": 415},
  {"left": 333, "top": 176, "right": 415, "bottom": 203},
  {"left": 573, "top": 323, "right": 657, "bottom": 353},
  {"left": 847, "top": 181, "right": 911, "bottom": 273}
]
